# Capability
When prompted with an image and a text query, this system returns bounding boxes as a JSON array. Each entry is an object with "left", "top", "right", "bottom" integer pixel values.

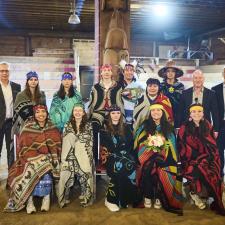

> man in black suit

[
  {"left": 0, "top": 62, "right": 21, "bottom": 169},
  {"left": 212, "top": 69, "right": 225, "bottom": 177},
  {"left": 176, "top": 69, "right": 219, "bottom": 138}
]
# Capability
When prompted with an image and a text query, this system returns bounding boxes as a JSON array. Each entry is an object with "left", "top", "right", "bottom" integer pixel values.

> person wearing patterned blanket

[
  {"left": 118, "top": 61, "right": 144, "bottom": 125},
  {"left": 87, "top": 64, "right": 124, "bottom": 163},
  {"left": 177, "top": 103, "right": 225, "bottom": 215},
  {"left": 100, "top": 105, "right": 141, "bottom": 212},
  {"left": 49, "top": 72, "right": 82, "bottom": 132},
  {"left": 134, "top": 103, "right": 182, "bottom": 215},
  {"left": 4, "top": 104, "right": 61, "bottom": 214},
  {"left": 12, "top": 71, "right": 46, "bottom": 136},
  {"left": 133, "top": 78, "right": 173, "bottom": 133},
  {"left": 58, "top": 103, "right": 95, "bottom": 208}
]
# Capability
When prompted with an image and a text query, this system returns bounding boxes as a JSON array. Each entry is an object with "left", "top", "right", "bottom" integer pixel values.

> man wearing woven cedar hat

[{"left": 158, "top": 60, "right": 184, "bottom": 127}]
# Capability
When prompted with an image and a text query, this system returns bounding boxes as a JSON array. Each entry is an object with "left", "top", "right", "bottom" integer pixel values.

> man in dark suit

[
  {"left": 176, "top": 69, "right": 219, "bottom": 137},
  {"left": 0, "top": 62, "right": 21, "bottom": 169},
  {"left": 212, "top": 69, "right": 225, "bottom": 177}
]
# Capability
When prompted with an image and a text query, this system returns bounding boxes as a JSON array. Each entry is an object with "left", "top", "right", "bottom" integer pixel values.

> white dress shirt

[
  {"left": 193, "top": 87, "right": 204, "bottom": 104},
  {"left": 0, "top": 81, "right": 13, "bottom": 119}
]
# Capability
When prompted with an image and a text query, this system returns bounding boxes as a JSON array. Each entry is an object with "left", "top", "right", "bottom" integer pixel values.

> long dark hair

[
  {"left": 106, "top": 112, "right": 125, "bottom": 137},
  {"left": 57, "top": 84, "right": 75, "bottom": 100},
  {"left": 144, "top": 111, "right": 173, "bottom": 139},
  {"left": 25, "top": 81, "right": 42, "bottom": 103},
  {"left": 70, "top": 109, "right": 88, "bottom": 134},
  {"left": 33, "top": 105, "right": 49, "bottom": 128},
  {"left": 184, "top": 119, "right": 210, "bottom": 139}
]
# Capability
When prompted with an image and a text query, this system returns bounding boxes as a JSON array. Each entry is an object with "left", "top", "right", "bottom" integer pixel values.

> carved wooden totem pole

[{"left": 96, "top": 0, "right": 130, "bottom": 81}]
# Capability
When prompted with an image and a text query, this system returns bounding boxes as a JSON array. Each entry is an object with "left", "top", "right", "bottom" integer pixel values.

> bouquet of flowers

[{"left": 146, "top": 133, "right": 166, "bottom": 153}]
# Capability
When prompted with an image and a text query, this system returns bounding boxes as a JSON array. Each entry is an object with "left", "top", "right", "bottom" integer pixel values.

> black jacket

[
  {"left": 0, "top": 81, "right": 21, "bottom": 129},
  {"left": 212, "top": 83, "right": 224, "bottom": 129},
  {"left": 176, "top": 87, "right": 219, "bottom": 131}
]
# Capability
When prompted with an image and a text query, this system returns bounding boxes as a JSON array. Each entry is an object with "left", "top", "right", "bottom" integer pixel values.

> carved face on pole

[{"left": 101, "top": 0, "right": 128, "bottom": 11}]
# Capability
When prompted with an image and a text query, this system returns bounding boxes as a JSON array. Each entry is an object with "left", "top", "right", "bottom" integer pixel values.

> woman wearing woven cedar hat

[
  {"left": 133, "top": 78, "right": 173, "bottom": 133},
  {"left": 58, "top": 103, "right": 95, "bottom": 208},
  {"left": 12, "top": 71, "right": 46, "bottom": 136},
  {"left": 4, "top": 104, "right": 61, "bottom": 214},
  {"left": 158, "top": 60, "right": 184, "bottom": 127},
  {"left": 134, "top": 103, "right": 182, "bottom": 215},
  {"left": 49, "top": 72, "right": 82, "bottom": 132},
  {"left": 177, "top": 103, "right": 225, "bottom": 215},
  {"left": 100, "top": 105, "right": 141, "bottom": 212}
]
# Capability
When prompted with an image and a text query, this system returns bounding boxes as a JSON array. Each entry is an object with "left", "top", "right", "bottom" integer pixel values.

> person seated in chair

[
  {"left": 4, "top": 104, "right": 61, "bottom": 214},
  {"left": 177, "top": 103, "right": 225, "bottom": 215}
]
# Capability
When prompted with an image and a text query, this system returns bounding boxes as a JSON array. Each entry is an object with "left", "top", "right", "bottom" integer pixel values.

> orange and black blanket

[{"left": 4, "top": 118, "right": 61, "bottom": 212}]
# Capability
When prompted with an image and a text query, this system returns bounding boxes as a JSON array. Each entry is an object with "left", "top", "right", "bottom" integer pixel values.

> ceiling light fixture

[{"left": 68, "top": 1, "right": 80, "bottom": 25}]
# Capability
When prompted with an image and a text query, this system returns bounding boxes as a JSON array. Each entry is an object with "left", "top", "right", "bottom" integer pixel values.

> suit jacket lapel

[
  {"left": 202, "top": 87, "right": 208, "bottom": 107},
  {"left": 187, "top": 87, "right": 193, "bottom": 107},
  {"left": 10, "top": 82, "right": 17, "bottom": 101},
  {"left": 218, "top": 84, "right": 224, "bottom": 113},
  {"left": 0, "top": 84, "right": 5, "bottom": 105}
]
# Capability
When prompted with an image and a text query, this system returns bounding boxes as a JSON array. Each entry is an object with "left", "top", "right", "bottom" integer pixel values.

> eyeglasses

[{"left": 0, "top": 70, "right": 9, "bottom": 73}]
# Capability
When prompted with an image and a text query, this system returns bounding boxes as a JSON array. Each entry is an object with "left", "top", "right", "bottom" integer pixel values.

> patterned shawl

[
  {"left": 49, "top": 89, "right": 82, "bottom": 132},
  {"left": 58, "top": 121, "right": 95, "bottom": 207},
  {"left": 178, "top": 122, "right": 225, "bottom": 214},
  {"left": 12, "top": 90, "right": 46, "bottom": 135},
  {"left": 134, "top": 124, "right": 182, "bottom": 214},
  {"left": 5, "top": 118, "right": 61, "bottom": 212},
  {"left": 87, "top": 81, "right": 124, "bottom": 126},
  {"left": 133, "top": 92, "right": 173, "bottom": 133}
]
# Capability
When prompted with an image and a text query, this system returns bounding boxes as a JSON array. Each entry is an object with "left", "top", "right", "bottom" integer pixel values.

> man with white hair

[
  {"left": 212, "top": 68, "right": 225, "bottom": 177},
  {"left": 0, "top": 62, "right": 21, "bottom": 170},
  {"left": 177, "top": 70, "right": 219, "bottom": 137}
]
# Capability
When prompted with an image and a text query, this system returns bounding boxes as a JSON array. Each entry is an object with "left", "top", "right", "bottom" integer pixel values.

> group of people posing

[{"left": 0, "top": 59, "right": 224, "bottom": 216}]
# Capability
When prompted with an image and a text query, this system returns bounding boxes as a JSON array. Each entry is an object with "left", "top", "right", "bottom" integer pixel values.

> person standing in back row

[
  {"left": 0, "top": 62, "right": 21, "bottom": 170},
  {"left": 212, "top": 68, "right": 225, "bottom": 177},
  {"left": 176, "top": 70, "right": 219, "bottom": 137}
]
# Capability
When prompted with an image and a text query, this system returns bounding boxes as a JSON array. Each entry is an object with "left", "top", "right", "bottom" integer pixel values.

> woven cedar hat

[{"left": 158, "top": 60, "right": 183, "bottom": 78}]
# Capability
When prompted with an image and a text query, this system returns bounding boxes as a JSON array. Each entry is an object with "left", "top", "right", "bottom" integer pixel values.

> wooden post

[{"left": 95, "top": 0, "right": 130, "bottom": 82}]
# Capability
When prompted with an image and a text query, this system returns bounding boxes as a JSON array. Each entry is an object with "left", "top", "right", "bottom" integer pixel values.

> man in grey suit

[
  {"left": 0, "top": 62, "right": 21, "bottom": 169},
  {"left": 212, "top": 68, "right": 225, "bottom": 177}
]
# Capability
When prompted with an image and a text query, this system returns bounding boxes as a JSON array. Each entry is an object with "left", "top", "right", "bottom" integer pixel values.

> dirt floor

[{"left": 0, "top": 179, "right": 225, "bottom": 225}]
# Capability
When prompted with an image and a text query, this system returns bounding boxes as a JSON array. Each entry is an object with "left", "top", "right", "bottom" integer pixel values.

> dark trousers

[
  {"left": 92, "top": 122, "right": 101, "bottom": 164},
  {"left": 0, "top": 119, "right": 14, "bottom": 169},
  {"left": 217, "top": 121, "right": 225, "bottom": 177}
]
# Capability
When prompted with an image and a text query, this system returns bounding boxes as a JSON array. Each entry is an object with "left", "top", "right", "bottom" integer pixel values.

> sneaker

[
  {"left": 41, "top": 195, "right": 50, "bottom": 212},
  {"left": 189, "top": 192, "right": 206, "bottom": 210},
  {"left": 144, "top": 198, "right": 152, "bottom": 208},
  {"left": 154, "top": 199, "right": 162, "bottom": 209},
  {"left": 26, "top": 196, "right": 36, "bottom": 214},
  {"left": 105, "top": 199, "right": 120, "bottom": 212}
]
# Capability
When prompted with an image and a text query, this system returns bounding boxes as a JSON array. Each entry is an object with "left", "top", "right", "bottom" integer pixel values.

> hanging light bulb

[
  {"left": 68, "top": 12, "right": 80, "bottom": 24},
  {"left": 68, "top": 1, "right": 80, "bottom": 24}
]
